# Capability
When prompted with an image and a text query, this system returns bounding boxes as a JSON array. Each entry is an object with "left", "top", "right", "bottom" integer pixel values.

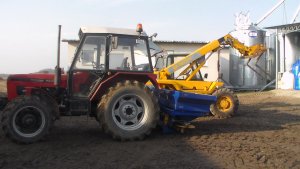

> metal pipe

[
  {"left": 54, "top": 25, "right": 62, "bottom": 87},
  {"left": 217, "top": 49, "right": 220, "bottom": 80},
  {"left": 255, "top": 53, "right": 272, "bottom": 80},
  {"left": 275, "top": 30, "right": 279, "bottom": 89},
  {"left": 186, "top": 51, "right": 214, "bottom": 81},
  {"left": 57, "top": 25, "right": 61, "bottom": 68},
  {"left": 267, "top": 35, "right": 271, "bottom": 77},
  {"left": 291, "top": 4, "right": 300, "bottom": 23},
  {"left": 259, "top": 79, "right": 276, "bottom": 92},
  {"left": 246, "top": 58, "right": 266, "bottom": 79},
  {"left": 256, "top": 0, "right": 285, "bottom": 25},
  {"left": 283, "top": 34, "right": 286, "bottom": 72}
]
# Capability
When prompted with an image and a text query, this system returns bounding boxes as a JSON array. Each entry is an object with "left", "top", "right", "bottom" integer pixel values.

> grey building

[{"left": 265, "top": 22, "right": 300, "bottom": 89}]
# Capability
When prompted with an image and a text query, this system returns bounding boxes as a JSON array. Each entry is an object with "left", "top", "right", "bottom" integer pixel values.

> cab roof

[{"left": 79, "top": 26, "right": 147, "bottom": 37}]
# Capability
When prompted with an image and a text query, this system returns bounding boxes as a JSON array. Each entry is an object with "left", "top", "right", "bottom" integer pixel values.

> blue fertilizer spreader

[{"left": 156, "top": 89, "right": 217, "bottom": 133}]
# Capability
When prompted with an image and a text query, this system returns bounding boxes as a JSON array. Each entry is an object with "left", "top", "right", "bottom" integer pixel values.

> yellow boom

[{"left": 156, "top": 34, "right": 266, "bottom": 94}]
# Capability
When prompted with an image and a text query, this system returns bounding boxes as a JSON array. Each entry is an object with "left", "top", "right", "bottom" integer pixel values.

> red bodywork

[
  {"left": 7, "top": 72, "right": 157, "bottom": 102},
  {"left": 7, "top": 73, "right": 67, "bottom": 101}
]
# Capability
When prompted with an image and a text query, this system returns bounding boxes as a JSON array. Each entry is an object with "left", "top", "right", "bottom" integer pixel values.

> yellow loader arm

[
  {"left": 158, "top": 34, "right": 267, "bottom": 80},
  {"left": 222, "top": 34, "right": 266, "bottom": 59}
]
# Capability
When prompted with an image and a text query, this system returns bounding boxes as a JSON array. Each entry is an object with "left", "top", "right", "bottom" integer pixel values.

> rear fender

[{"left": 89, "top": 72, "right": 157, "bottom": 102}]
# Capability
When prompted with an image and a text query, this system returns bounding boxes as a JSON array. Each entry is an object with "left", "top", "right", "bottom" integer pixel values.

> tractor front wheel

[
  {"left": 97, "top": 81, "right": 159, "bottom": 141},
  {"left": 210, "top": 88, "right": 239, "bottom": 118},
  {"left": 1, "top": 96, "right": 53, "bottom": 143}
]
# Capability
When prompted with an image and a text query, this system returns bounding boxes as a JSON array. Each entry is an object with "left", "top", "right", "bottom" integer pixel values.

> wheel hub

[
  {"left": 220, "top": 99, "right": 230, "bottom": 109},
  {"left": 112, "top": 94, "right": 146, "bottom": 131},
  {"left": 218, "top": 96, "right": 233, "bottom": 112},
  {"left": 22, "top": 114, "right": 36, "bottom": 126},
  {"left": 121, "top": 104, "right": 137, "bottom": 120},
  {"left": 125, "top": 107, "right": 133, "bottom": 115},
  {"left": 12, "top": 106, "right": 46, "bottom": 138}
]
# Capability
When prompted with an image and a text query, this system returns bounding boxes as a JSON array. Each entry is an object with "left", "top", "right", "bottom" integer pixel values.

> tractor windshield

[
  {"left": 109, "top": 37, "right": 151, "bottom": 72},
  {"left": 74, "top": 36, "right": 106, "bottom": 70}
]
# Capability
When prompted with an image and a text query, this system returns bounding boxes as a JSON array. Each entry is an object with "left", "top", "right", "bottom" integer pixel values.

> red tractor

[{"left": 0, "top": 25, "right": 160, "bottom": 143}]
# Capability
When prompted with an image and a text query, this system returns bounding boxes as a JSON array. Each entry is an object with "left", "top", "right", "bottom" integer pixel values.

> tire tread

[{"left": 97, "top": 81, "right": 159, "bottom": 141}]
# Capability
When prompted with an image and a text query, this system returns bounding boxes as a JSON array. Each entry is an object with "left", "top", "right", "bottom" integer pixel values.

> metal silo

[{"left": 229, "top": 25, "right": 270, "bottom": 89}]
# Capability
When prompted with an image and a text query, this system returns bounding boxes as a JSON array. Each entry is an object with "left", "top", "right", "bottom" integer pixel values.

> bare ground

[{"left": 0, "top": 89, "right": 299, "bottom": 169}]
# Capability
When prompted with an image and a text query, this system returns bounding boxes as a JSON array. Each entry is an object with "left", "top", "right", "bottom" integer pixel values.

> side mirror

[
  {"left": 111, "top": 36, "right": 118, "bottom": 49},
  {"left": 149, "top": 33, "right": 158, "bottom": 41},
  {"left": 204, "top": 73, "right": 208, "bottom": 79}
]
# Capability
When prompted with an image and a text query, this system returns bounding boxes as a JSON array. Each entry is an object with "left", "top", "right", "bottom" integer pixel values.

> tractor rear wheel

[
  {"left": 97, "top": 81, "right": 159, "bottom": 141},
  {"left": 1, "top": 96, "right": 53, "bottom": 143},
  {"left": 210, "top": 88, "right": 239, "bottom": 118}
]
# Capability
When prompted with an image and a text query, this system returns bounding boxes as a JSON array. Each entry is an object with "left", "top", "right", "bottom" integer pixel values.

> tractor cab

[
  {"left": 61, "top": 25, "right": 159, "bottom": 117},
  {"left": 68, "top": 26, "right": 153, "bottom": 98}
]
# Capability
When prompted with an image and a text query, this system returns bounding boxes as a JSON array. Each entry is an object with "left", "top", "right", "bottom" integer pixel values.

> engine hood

[
  {"left": 6, "top": 73, "right": 68, "bottom": 101},
  {"left": 7, "top": 73, "right": 67, "bottom": 87}
]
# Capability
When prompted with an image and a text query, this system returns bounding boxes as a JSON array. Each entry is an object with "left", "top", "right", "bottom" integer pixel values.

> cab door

[{"left": 70, "top": 36, "right": 106, "bottom": 97}]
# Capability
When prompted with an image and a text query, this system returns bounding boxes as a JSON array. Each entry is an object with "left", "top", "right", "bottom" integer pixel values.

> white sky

[{"left": 0, "top": 0, "right": 299, "bottom": 74}]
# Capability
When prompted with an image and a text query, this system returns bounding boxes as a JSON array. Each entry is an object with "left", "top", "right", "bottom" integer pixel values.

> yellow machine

[{"left": 155, "top": 33, "right": 266, "bottom": 118}]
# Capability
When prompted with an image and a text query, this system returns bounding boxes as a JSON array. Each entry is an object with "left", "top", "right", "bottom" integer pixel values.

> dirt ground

[{"left": 0, "top": 86, "right": 299, "bottom": 169}]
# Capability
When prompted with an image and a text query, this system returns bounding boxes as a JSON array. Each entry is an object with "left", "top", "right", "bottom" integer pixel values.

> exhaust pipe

[{"left": 54, "top": 25, "right": 62, "bottom": 88}]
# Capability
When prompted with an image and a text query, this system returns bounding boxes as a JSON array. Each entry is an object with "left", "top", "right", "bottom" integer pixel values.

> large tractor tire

[
  {"left": 210, "top": 88, "right": 239, "bottom": 118},
  {"left": 97, "top": 81, "right": 159, "bottom": 141},
  {"left": 1, "top": 96, "right": 53, "bottom": 143}
]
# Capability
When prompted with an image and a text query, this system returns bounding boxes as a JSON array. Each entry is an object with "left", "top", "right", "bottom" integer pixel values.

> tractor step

[
  {"left": 0, "top": 96, "right": 8, "bottom": 111},
  {"left": 68, "top": 97, "right": 90, "bottom": 116}
]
